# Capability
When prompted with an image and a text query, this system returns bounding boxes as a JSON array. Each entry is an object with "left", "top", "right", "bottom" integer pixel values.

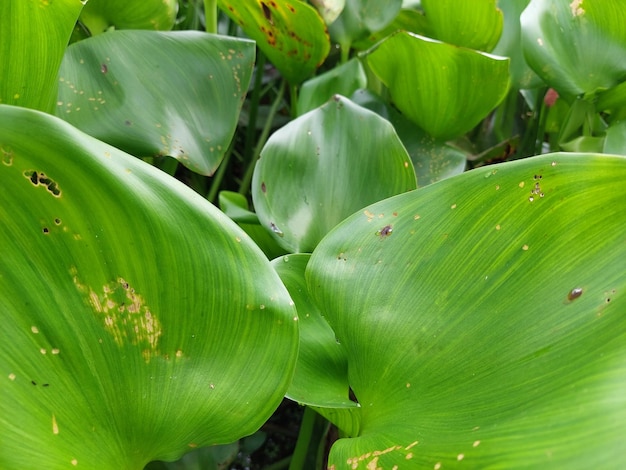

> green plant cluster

[{"left": 1, "top": 0, "right": 626, "bottom": 469}]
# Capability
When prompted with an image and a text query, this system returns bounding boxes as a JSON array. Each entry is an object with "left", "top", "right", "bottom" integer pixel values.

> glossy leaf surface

[
  {"left": 368, "top": 32, "right": 510, "bottom": 140},
  {"left": 0, "top": 0, "right": 83, "bottom": 113},
  {"left": 307, "top": 153, "right": 626, "bottom": 468},
  {"left": 521, "top": 0, "right": 626, "bottom": 98},
  {"left": 421, "top": 0, "right": 503, "bottom": 52},
  {"left": 252, "top": 95, "right": 417, "bottom": 253},
  {"left": 0, "top": 105, "right": 298, "bottom": 469},
  {"left": 217, "top": 0, "right": 330, "bottom": 84},
  {"left": 79, "top": 0, "right": 177, "bottom": 35},
  {"left": 57, "top": 31, "right": 255, "bottom": 176}
]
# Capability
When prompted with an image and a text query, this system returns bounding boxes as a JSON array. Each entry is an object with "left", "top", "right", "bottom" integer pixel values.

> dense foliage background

[{"left": 2, "top": 0, "right": 626, "bottom": 468}]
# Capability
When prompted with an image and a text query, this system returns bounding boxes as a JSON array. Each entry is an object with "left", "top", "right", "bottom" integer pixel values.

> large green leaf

[
  {"left": 57, "top": 30, "right": 255, "bottom": 176},
  {"left": 521, "top": 0, "right": 626, "bottom": 98},
  {"left": 79, "top": 0, "right": 177, "bottom": 35},
  {"left": 217, "top": 0, "right": 330, "bottom": 84},
  {"left": 0, "top": 105, "right": 298, "bottom": 469},
  {"left": 421, "top": 0, "right": 503, "bottom": 52},
  {"left": 251, "top": 95, "right": 417, "bottom": 253},
  {"left": 307, "top": 153, "right": 626, "bottom": 467},
  {"left": 0, "top": 0, "right": 83, "bottom": 113},
  {"left": 367, "top": 32, "right": 510, "bottom": 140}
]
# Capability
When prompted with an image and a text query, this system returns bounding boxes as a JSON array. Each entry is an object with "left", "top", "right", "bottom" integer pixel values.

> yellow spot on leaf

[
  {"left": 570, "top": 0, "right": 584, "bottom": 16},
  {"left": 72, "top": 270, "right": 163, "bottom": 362},
  {"left": 31, "top": 326, "right": 39, "bottom": 334},
  {"left": 518, "top": 181, "right": 525, "bottom": 188},
  {"left": 8, "top": 373, "right": 16, "bottom": 381},
  {"left": 522, "top": 244, "right": 529, "bottom": 251},
  {"left": 71, "top": 459, "right": 78, "bottom": 466},
  {"left": 52, "top": 414, "right": 59, "bottom": 434}
]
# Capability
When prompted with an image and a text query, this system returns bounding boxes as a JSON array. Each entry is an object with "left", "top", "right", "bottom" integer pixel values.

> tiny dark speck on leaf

[
  {"left": 261, "top": 182, "right": 267, "bottom": 193},
  {"left": 568, "top": 287, "right": 583, "bottom": 301},
  {"left": 101, "top": 63, "right": 108, "bottom": 74},
  {"left": 31, "top": 380, "right": 37, "bottom": 386}
]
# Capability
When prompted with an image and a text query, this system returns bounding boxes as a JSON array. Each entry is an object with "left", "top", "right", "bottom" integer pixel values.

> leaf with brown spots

[{"left": 218, "top": 0, "right": 330, "bottom": 84}]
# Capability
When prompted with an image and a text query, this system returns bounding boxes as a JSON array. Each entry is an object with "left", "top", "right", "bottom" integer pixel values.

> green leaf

[
  {"left": 307, "top": 153, "right": 626, "bottom": 467},
  {"left": 521, "top": 0, "right": 626, "bottom": 98},
  {"left": 367, "top": 32, "right": 510, "bottom": 140},
  {"left": 271, "top": 254, "right": 355, "bottom": 409},
  {"left": 298, "top": 58, "right": 367, "bottom": 115},
  {"left": 328, "top": 0, "right": 403, "bottom": 48},
  {"left": 0, "top": 105, "right": 298, "bottom": 469},
  {"left": 57, "top": 30, "right": 255, "bottom": 176},
  {"left": 492, "top": 0, "right": 542, "bottom": 89},
  {"left": 421, "top": 0, "right": 503, "bottom": 52},
  {"left": 218, "top": 191, "right": 289, "bottom": 259},
  {"left": 351, "top": 8, "right": 431, "bottom": 51},
  {"left": 604, "top": 121, "right": 626, "bottom": 155},
  {"left": 0, "top": 0, "right": 83, "bottom": 112},
  {"left": 351, "top": 89, "right": 467, "bottom": 186},
  {"left": 79, "top": 0, "right": 178, "bottom": 35},
  {"left": 217, "top": 0, "right": 330, "bottom": 84},
  {"left": 251, "top": 95, "right": 417, "bottom": 253}
]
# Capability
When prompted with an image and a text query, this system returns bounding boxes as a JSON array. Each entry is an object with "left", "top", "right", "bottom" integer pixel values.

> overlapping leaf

[
  {"left": 308, "top": 153, "right": 626, "bottom": 468},
  {"left": 252, "top": 95, "right": 417, "bottom": 253},
  {"left": 79, "top": 0, "right": 177, "bottom": 35},
  {"left": 0, "top": 105, "right": 298, "bottom": 469},
  {"left": 57, "top": 31, "right": 255, "bottom": 176},
  {"left": 521, "top": 0, "right": 626, "bottom": 98},
  {"left": 368, "top": 32, "right": 510, "bottom": 140},
  {"left": 0, "top": 0, "right": 83, "bottom": 113},
  {"left": 421, "top": 0, "right": 503, "bottom": 52},
  {"left": 217, "top": 0, "right": 330, "bottom": 84}
]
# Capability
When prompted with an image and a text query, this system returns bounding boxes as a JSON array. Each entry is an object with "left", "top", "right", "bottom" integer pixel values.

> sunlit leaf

[
  {"left": 521, "top": 0, "right": 626, "bottom": 98},
  {"left": 0, "top": 105, "right": 298, "bottom": 469},
  {"left": 421, "top": 0, "right": 503, "bottom": 52},
  {"left": 252, "top": 95, "right": 417, "bottom": 253},
  {"left": 0, "top": 0, "right": 83, "bottom": 112},
  {"left": 217, "top": 0, "right": 330, "bottom": 84},
  {"left": 79, "top": 0, "right": 177, "bottom": 35},
  {"left": 308, "top": 153, "right": 626, "bottom": 468},
  {"left": 57, "top": 30, "right": 255, "bottom": 176},
  {"left": 368, "top": 32, "right": 510, "bottom": 140}
]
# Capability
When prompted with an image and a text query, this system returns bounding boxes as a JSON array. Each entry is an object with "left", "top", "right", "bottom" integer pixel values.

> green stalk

[
  {"left": 242, "top": 52, "right": 267, "bottom": 169},
  {"left": 288, "top": 407, "right": 329, "bottom": 470},
  {"left": 290, "top": 82, "right": 298, "bottom": 119},
  {"left": 238, "top": 78, "right": 286, "bottom": 195},
  {"left": 203, "top": 0, "right": 217, "bottom": 34},
  {"left": 206, "top": 141, "right": 234, "bottom": 203}
]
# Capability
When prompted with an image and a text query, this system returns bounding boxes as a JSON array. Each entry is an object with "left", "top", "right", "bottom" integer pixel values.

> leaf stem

[
  {"left": 203, "top": 0, "right": 217, "bottom": 34},
  {"left": 238, "top": 78, "right": 286, "bottom": 195}
]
